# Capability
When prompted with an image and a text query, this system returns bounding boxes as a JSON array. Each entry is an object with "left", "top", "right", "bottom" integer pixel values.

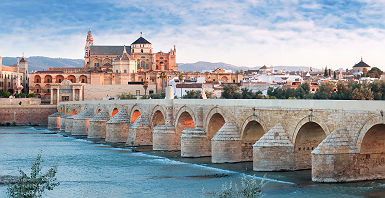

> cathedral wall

[{"left": 83, "top": 84, "right": 157, "bottom": 100}]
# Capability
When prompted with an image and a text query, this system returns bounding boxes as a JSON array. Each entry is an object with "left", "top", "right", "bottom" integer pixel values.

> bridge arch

[
  {"left": 175, "top": 107, "right": 196, "bottom": 147},
  {"left": 292, "top": 116, "right": 330, "bottom": 143},
  {"left": 111, "top": 108, "right": 119, "bottom": 118},
  {"left": 204, "top": 106, "right": 228, "bottom": 130},
  {"left": 150, "top": 105, "right": 166, "bottom": 127},
  {"left": 293, "top": 118, "right": 328, "bottom": 170},
  {"left": 356, "top": 115, "right": 384, "bottom": 151},
  {"left": 240, "top": 115, "right": 266, "bottom": 161},
  {"left": 175, "top": 106, "right": 196, "bottom": 127},
  {"left": 129, "top": 104, "right": 142, "bottom": 124}
]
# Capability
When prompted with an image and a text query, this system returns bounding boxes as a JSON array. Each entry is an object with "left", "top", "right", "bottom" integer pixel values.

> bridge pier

[
  {"left": 153, "top": 125, "right": 177, "bottom": 150},
  {"left": 60, "top": 114, "right": 68, "bottom": 131},
  {"left": 126, "top": 115, "right": 152, "bottom": 146},
  {"left": 48, "top": 112, "right": 61, "bottom": 130},
  {"left": 211, "top": 121, "right": 242, "bottom": 163},
  {"left": 253, "top": 123, "right": 295, "bottom": 171},
  {"left": 312, "top": 128, "right": 361, "bottom": 182},
  {"left": 72, "top": 108, "right": 93, "bottom": 136},
  {"left": 88, "top": 109, "right": 109, "bottom": 139},
  {"left": 65, "top": 116, "right": 74, "bottom": 134},
  {"left": 105, "top": 109, "right": 130, "bottom": 143},
  {"left": 181, "top": 128, "right": 211, "bottom": 157}
]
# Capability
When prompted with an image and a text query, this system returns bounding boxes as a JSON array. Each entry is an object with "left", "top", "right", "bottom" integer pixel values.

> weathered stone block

[
  {"left": 65, "top": 116, "right": 74, "bottom": 134},
  {"left": 253, "top": 123, "right": 295, "bottom": 171},
  {"left": 211, "top": 121, "right": 242, "bottom": 163},
  {"left": 126, "top": 116, "right": 152, "bottom": 146},
  {"left": 60, "top": 115, "right": 68, "bottom": 131},
  {"left": 105, "top": 123, "right": 129, "bottom": 143},
  {"left": 181, "top": 128, "right": 210, "bottom": 157},
  {"left": 48, "top": 112, "right": 61, "bottom": 130},
  {"left": 153, "top": 125, "right": 177, "bottom": 150},
  {"left": 71, "top": 118, "right": 90, "bottom": 136},
  {"left": 88, "top": 120, "right": 107, "bottom": 139}
]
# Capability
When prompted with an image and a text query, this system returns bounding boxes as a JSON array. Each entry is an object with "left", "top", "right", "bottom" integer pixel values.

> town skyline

[{"left": 1, "top": 0, "right": 385, "bottom": 69}]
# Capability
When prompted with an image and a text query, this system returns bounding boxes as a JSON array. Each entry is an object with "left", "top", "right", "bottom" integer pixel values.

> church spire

[{"left": 87, "top": 27, "right": 93, "bottom": 44}]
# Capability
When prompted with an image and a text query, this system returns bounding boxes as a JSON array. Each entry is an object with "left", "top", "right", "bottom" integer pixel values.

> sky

[{"left": 1, "top": 0, "right": 385, "bottom": 69}]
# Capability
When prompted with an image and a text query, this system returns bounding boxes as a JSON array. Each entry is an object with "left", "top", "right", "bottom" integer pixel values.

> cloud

[{"left": 1, "top": 0, "right": 385, "bottom": 69}]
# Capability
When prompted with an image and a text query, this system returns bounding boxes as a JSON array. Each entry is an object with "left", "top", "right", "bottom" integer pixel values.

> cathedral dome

[
  {"left": 353, "top": 58, "right": 370, "bottom": 68},
  {"left": 132, "top": 37, "right": 151, "bottom": 45},
  {"left": 20, "top": 57, "right": 27, "bottom": 63}
]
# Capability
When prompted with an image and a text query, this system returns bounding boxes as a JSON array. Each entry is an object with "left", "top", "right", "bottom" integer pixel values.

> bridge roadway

[{"left": 48, "top": 98, "right": 385, "bottom": 182}]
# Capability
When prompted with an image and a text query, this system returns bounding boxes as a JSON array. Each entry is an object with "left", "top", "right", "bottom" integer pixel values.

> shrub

[
  {"left": 216, "top": 174, "right": 267, "bottom": 198},
  {"left": 7, "top": 154, "right": 59, "bottom": 198},
  {"left": 118, "top": 93, "right": 137, "bottom": 100},
  {"left": 149, "top": 92, "right": 165, "bottom": 99}
]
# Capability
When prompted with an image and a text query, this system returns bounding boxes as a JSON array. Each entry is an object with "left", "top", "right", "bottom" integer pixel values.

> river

[{"left": 0, "top": 126, "right": 384, "bottom": 197}]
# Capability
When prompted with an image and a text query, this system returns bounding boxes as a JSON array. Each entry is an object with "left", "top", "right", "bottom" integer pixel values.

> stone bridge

[{"left": 48, "top": 98, "right": 385, "bottom": 182}]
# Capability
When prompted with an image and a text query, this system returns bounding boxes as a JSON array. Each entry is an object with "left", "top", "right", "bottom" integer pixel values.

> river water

[{"left": 0, "top": 126, "right": 384, "bottom": 198}]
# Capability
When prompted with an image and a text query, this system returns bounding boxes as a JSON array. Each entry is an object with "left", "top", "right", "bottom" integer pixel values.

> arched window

[
  {"left": 124, "top": 70, "right": 127, "bottom": 73},
  {"left": 141, "top": 61, "right": 145, "bottom": 69},
  {"left": 141, "top": 49, "right": 143, "bottom": 53},
  {"left": 137, "top": 63, "right": 140, "bottom": 69}
]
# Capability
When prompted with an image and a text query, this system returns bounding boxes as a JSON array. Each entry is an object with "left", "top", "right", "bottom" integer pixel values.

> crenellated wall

[{"left": 49, "top": 98, "right": 385, "bottom": 182}]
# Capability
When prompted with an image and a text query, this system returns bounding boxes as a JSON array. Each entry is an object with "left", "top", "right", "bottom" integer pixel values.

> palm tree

[
  {"left": 159, "top": 71, "right": 167, "bottom": 93},
  {"left": 143, "top": 81, "right": 149, "bottom": 96},
  {"left": 178, "top": 74, "right": 184, "bottom": 98}
]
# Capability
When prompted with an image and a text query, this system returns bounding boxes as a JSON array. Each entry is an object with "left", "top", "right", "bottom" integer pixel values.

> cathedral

[
  {"left": 28, "top": 29, "right": 241, "bottom": 104},
  {"left": 84, "top": 29, "right": 177, "bottom": 72}
]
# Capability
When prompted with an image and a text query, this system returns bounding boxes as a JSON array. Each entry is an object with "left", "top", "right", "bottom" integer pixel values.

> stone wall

[
  {"left": 84, "top": 84, "right": 157, "bottom": 100},
  {"left": 0, "top": 105, "right": 56, "bottom": 125},
  {"left": 0, "top": 98, "right": 41, "bottom": 105}
]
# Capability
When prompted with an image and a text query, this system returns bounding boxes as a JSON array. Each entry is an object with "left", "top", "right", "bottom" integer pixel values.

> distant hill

[
  {"left": 1, "top": 56, "right": 318, "bottom": 73},
  {"left": 2, "top": 56, "right": 84, "bottom": 72},
  {"left": 178, "top": 61, "right": 319, "bottom": 72}
]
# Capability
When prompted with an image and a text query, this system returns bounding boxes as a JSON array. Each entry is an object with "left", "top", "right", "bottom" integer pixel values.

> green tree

[
  {"left": 143, "top": 81, "right": 149, "bottom": 96},
  {"left": 221, "top": 85, "right": 239, "bottom": 99},
  {"left": 158, "top": 71, "right": 167, "bottom": 92},
  {"left": 314, "top": 82, "right": 334, "bottom": 99},
  {"left": 366, "top": 67, "right": 384, "bottom": 78},
  {"left": 1, "top": 91, "right": 11, "bottom": 98},
  {"left": 241, "top": 88, "right": 253, "bottom": 99},
  {"left": 7, "top": 154, "right": 59, "bottom": 198},
  {"left": 324, "top": 67, "right": 328, "bottom": 77},
  {"left": 333, "top": 71, "right": 336, "bottom": 79},
  {"left": 183, "top": 90, "right": 201, "bottom": 99},
  {"left": 178, "top": 74, "right": 184, "bottom": 98},
  {"left": 205, "top": 90, "right": 214, "bottom": 99}
]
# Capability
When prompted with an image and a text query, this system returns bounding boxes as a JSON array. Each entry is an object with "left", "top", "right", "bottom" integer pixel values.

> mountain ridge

[{"left": 1, "top": 56, "right": 315, "bottom": 72}]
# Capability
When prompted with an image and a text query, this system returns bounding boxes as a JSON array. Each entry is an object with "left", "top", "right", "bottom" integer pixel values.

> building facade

[{"left": 0, "top": 56, "right": 29, "bottom": 94}]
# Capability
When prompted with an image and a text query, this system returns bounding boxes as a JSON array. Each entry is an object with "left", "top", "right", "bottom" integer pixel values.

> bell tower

[{"left": 84, "top": 28, "right": 94, "bottom": 67}]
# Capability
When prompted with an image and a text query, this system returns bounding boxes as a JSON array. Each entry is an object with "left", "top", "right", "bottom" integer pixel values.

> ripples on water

[{"left": 0, "top": 126, "right": 384, "bottom": 198}]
